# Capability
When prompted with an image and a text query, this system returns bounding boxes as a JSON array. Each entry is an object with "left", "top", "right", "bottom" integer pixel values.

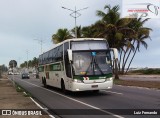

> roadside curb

[{"left": 115, "top": 84, "right": 160, "bottom": 92}]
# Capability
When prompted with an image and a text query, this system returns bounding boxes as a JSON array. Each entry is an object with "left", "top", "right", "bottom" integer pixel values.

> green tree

[
  {"left": 125, "top": 18, "right": 152, "bottom": 73},
  {"left": 96, "top": 5, "right": 120, "bottom": 25},
  {"left": 52, "top": 28, "right": 72, "bottom": 44},
  {"left": 81, "top": 26, "right": 93, "bottom": 37},
  {"left": 71, "top": 26, "right": 82, "bottom": 38},
  {"left": 28, "top": 60, "right": 32, "bottom": 68},
  {"left": 96, "top": 5, "right": 152, "bottom": 75},
  {"left": 50, "top": 5, "right": 152, "bottom": 77},
  {"left": 32, "top": 57, "right": 38, "bottom": 67},
  {"left": 96, "top": 5, "right": 135, "bottom": 78}
]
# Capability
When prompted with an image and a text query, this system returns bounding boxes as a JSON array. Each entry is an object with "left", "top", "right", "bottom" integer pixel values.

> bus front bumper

[{"left": 70, "top": 79, "right": 113, "bottom": 91}]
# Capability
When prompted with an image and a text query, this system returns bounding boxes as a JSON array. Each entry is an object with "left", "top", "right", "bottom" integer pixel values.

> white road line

[
  {"left": 30, "top": 97, "right": 44, "bottom": 109},
  {"left": 30, "top": 97, "right": 55, "bottom": 118},
  {"left": 18, "top": 79, "right": 124, "bottom": 118},
  {"left": 23, "top": 92, "right": 27, "bottom": 95},
  {"left": 102, "top": 90, "right": 123, "bottom": 95}
]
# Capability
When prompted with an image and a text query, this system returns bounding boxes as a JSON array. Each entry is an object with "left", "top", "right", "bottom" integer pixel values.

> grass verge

[
  {"left": 128, "top": 68, "right": 160, "bottom": 75},
  {"left": 114, "top": 79, "right": 160, "bottom": 89},
  {"left": 15, "top": 83, "right": 32, "bottom": 97}
]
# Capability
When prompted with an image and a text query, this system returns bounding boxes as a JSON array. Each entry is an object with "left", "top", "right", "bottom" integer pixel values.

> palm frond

[
  {"left": 112, "top": 5, "right": 120, "bottom": 12},
  {"left": 104, "top": 5, "right": 111, "bottom": 11},
  {"left": 96, "top": 10, "right": 106, "bottom": 17},
  {"left": 141, "top": 18, "right": 150, "bottom": 25},
  {"left": 117, "top": 18, "right": 133, "bottom": 27}
]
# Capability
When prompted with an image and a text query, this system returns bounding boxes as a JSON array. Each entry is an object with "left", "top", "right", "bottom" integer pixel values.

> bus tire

[
  {"left": 93, "top": 90, "right": 99, "bottom": 93},
  {"left": 42, "top": 77, "right": 44, "bottom": 84},
  {"left": 43, "top": 77, "right": 47, "bottom": 88},
  {"left": 61, "top": 80, "right": 66, "bottom": 94}
]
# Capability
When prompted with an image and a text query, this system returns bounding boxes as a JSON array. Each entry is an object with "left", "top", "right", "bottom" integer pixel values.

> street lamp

[
  {"left": 18, "top": 57, "right": 21, "bottom": 68},
  {"left": 34, "top": 39, "right": 44, "bottom": 54},
  {"left": 62, "top": 6, "right": 88, "bottom": 38},
  {"left": 26, "top": 50, "right": 29, "bottom": 69}
]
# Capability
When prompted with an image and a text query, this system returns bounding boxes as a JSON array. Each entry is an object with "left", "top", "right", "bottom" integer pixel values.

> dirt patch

[
  {"left": 0, "top": 78, "right": 50, "bottom": 118},
  {"left": 114, "top": 79, "right": 160, "bottom": 89},
  {"left": 0, "top": 74, "right": 8, "bottom": 79}
]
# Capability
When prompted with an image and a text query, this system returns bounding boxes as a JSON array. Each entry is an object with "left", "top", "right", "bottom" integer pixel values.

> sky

[{"left": 0, "top": 0, "right": 160, "bottom": 68}]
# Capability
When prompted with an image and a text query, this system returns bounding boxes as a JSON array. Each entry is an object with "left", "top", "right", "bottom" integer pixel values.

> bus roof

[{"left": 41, "top": 38, "right": 106, "bottom": 55}]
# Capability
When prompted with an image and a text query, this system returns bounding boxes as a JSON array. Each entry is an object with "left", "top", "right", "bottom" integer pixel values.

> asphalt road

[{"left": 8, "top": 75, "right": 160, "bottom": 118}]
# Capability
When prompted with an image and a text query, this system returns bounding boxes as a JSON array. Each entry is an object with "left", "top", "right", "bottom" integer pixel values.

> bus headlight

[{"left": 73, "top": 79, "right": 83, "bottom": 83}]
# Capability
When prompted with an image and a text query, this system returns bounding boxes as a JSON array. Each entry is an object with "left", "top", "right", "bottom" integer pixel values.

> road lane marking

[
  {"left": 17, "top": 79, "right": 124, "bottom": 118},
  {"left": 23, "top": 92, "right": 27, "bottom": 95},
  {"left": 30, "top": 97, "right": 55, "bottom": 118},
  {"left": 102, "top": 90, "right": 123, "bottom": 95}
]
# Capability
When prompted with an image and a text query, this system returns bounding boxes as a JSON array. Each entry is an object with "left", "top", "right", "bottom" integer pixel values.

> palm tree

[
  {"left": 81, "top": 26, "right": 93, "bottom": 37},
  {"left": 81, "top": 22, "right": 104, "bottom": 38},
  {"left": 71, "top": 26, "right": 82, "bottom": 38},
  {"left": 125, "top": 27, "right": 152, "bottom": 73},
  {"left": 96, "top": 5, "right": 135, "bottom": 78},
  {"left": 28, "top": 60, "right": 32, "bottom": 68},
  {"left": 96, "top": 5, "right": 152, "bottom": 75},
  {"left": 96, "top": 5, "right": 135, "bottom": 48},
  {"left": 118, "top": 16, "right": 151, "bottom": 73},
  {"left": 96, "top": 5, "right": 120, "bottom": 79},
  {"left": 91, "top": 20, "right": 106, "bottom": 38},
  {"left": 52, "top": 28, "right": 72, "bottom": 44},
  {"left": 32, "top": 57, "right": 38, "bottom": 67},
  {"left": 96, "top": 5, "right": 120, "bottom": 25}
]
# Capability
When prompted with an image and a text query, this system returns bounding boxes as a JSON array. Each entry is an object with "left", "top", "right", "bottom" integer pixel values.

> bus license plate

[{"left": 92, "top": 85, "right": 98, "bottom": 88}]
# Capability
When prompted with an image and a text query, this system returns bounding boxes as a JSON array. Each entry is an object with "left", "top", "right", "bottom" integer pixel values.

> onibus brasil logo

[{"left": 122, "top": 0, "right": 160, "bottom": 18}]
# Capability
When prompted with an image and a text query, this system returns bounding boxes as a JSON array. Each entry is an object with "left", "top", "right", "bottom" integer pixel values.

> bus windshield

[{"left": 72, "top": 51, "right": 112, "bottom": 76}]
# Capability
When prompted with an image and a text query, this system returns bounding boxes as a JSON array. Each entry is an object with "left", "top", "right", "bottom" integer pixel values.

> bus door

[
  {"left": 53, "top": 62, "right": 62, "bottom": 88},
  {"left": 45, "top": 65, "right": 53, "bottom": 86}
]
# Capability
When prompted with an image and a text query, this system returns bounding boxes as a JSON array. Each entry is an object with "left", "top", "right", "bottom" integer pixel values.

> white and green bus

[{"left": 38, "top": 38, "right": 118, "bottom": 92}]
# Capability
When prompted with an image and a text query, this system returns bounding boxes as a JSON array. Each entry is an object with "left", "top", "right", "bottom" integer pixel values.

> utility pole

[
  {"left": 26, "top": 50, "right": 29, "bottom": 69},
  {"left": 34, "top": 39, "right": 44, "bottom": 54},
  {"left": 12, "top": 61, "right": 16, "bottom": 86},
  {"left": 18, "top": 57, "right": 21, "bottom": 68},
  {"left": 62, "top": 6, "right": 88, "bottom": 38}
]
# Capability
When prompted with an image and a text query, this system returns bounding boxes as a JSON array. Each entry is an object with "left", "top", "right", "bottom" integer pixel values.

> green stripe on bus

[{"left": 73, "top": 73, "right": 112, "bottom": 80}]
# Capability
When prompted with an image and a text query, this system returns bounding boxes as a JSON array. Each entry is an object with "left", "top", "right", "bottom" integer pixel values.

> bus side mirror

[
  {"left": 110, "top": 48, "right": 118, "bottom": 60},
  {"left": 67, "top": 49, "right": 73, "bottom": 61}
]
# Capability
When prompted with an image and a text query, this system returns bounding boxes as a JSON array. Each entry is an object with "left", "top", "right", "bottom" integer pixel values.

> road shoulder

[
  {"left": 0, "top": 75, "right": 50, "bottom": 118},
  {"left": 114, "top": 75, "right": 160, "bottom": 90}
]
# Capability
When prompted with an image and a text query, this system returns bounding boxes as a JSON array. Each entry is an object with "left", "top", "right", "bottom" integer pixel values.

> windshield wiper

[{"left": 84, "top": 55, "right": 104, "bottom": 76}]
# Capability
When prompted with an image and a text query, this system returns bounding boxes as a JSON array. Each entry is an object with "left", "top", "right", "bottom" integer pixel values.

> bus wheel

[
  {"left": 42, "top": 77, "right": 44, "bottom": 84},
  {"left": 43, "top": 77, "right": 47, "bottom": 88},
  {"left": 93, "top": 90, "right": 99, "bottom": 93},
  {"left": 61, "top": 80, "right": 66, "bottom": 94}
]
